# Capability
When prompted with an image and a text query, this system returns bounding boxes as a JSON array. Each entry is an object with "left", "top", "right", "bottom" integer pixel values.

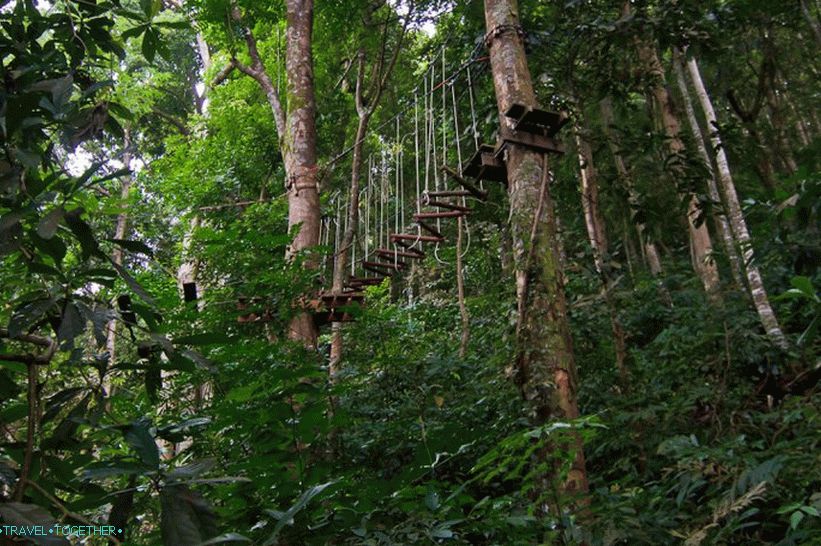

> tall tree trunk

[
  {"left": 329, "top": 107, "right": 369, "bottom": 375},
  {"left": 329, "top": 15, "right": 407, "bottom": 370},
  {"left": 484, "top": 0, "right": 589, "bottom": 504},
  {"left": 573, "top": 117, "right": 628, "bottom": 385},
  {"left": 634, "top": 36, "right": 721, "bottom": 299},
  {"left": 672, "top": 51, "right": 744, "bottom": 289},
  {"left": 599, "top": 97, "right": 664, "bottom": 278},
  {"left": 800, "top": 0, "right": 821, "bottom": 46},
  {"left": 283, "top": 0, "right": 320, "bottom": 346},
  {"left": 762, "top": 32, "right": 799, "bottom": 174},
  {"left": 686, "top": 57, "right": 789, "bottom": 350}
]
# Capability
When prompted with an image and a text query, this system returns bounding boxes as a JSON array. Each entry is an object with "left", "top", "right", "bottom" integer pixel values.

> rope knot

[{"left": 484, "top": 24, "right": 526, "bottom": 48}]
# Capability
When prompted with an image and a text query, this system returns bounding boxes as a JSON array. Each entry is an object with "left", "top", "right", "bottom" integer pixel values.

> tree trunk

[
  {"left": 686, "top": 57, "right": 789, "bottom": 350},
  {"left": 672, "top": 51, "right": 744, "bottom": 289},
  {"left": 484, "top": 0, "right": 588, "bottom": 504},
  {"left": 329, "top": 108, "right": 369, "bottom": 375},
  {"left": 284, "top": 0, "right": 320, "bottom": 346},
  {"left": 599, "top": 97, "right": 664, "bottom": 278},
  {"left": 574, "top": 118, "right": 628, "bottom": 385},
  {"left": 800, "top": 0, "right": 821, "bottom": 46},
  {"left": 634, "top": 36, "right": 721, "bottom": 299}
]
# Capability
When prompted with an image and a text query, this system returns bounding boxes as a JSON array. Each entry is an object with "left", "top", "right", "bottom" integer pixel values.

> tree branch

[{"left": 230, "top": 2, "right": 286, "bottom": 137}]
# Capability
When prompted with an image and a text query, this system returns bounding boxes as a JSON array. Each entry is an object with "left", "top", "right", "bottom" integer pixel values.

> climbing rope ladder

[{"left": 239, "top": 40, "right": 569, "bottom": 327}]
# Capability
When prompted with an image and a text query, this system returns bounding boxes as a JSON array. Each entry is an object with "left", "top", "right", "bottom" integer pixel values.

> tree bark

[
  {"left": 283, "top": 0, "right": 320, "bottom": 346},
  {"left": 634, "top": 35, "right": 721, "bottom": 300},
  {"left": 573, "top": 117, "right": 628, "bottom": 385},
  {"left": 686, "top": 57, "right": 789, "bottom": 350},
  {"left": 484, "top": 0, "right": 588, "bottom": 504},
  {"left": 672, "top": 51, "right": 744, "bottom": 289}
]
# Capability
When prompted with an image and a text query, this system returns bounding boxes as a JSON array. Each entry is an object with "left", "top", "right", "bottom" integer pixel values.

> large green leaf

[
  {"left": 0, "top": 503, "right": 70, "bottom": 545},
  {"left": 123, "top": 419, "right": 159, "bottom": 469},
  {"left": 161, "top": 485, "right": 218, "bottom": 546}
]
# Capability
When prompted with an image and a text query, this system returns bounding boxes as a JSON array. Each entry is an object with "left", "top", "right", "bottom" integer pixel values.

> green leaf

[
  {"left": 65, "top": 207, "right": 101, "bottom": 260},
  {"left": 790, "top": 510, "right": 805, "bottom": 530},
  {"left": 123, "top": 419, "right": 159, "bottom": 469},
  {"left": 264, "top": 482, "right": 336, "bottom": 545},
  {"left": 82, "top": 460, "right": 149, "bottom": 481},
  {"left": 0, "top": 503, "right": 70, "bottom": 545},
  {"left": 111, "top": 260, "right": 156, "bottom": 306},
  {"left": 142, "top": 27, "right": 159, "bottom": 62},
  {"left": 36, "top": 205, "right": 65, "bottom": 239},
  {"left": 197, "top": 533, "right": 251, "bottom": 545},
  {"left": 109, "top": 238, "right": 154, "bottom": 257},
  {"left": 57, "top": 302, "right": 86, "bottom": 344},
  {"left": 161, "top": 485, "right": 218, "bottom": 546}
]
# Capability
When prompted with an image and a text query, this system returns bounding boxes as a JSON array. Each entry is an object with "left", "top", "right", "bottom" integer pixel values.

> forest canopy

[{"left": 0, "top": 0, "right": 819, "bottom": 544}]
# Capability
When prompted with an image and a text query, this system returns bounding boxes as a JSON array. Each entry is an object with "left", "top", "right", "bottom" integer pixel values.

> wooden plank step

[
  {"left": 391, "top": 233, "right": 444, "bottom": 243},
  {"left": 463, "top": 146, "right": 507, "bottom": 183},
  {"left": 442, "top": 165, "right": 491, "bottom": 198},
  {"left": 496, "top": 131, "right": 564, "bottom": 156},
  {"left": 363, "top": 260, "right": 406, "bottom": 271},
  {"left": 414, "top": 211, "right": 465, "bottom": 220},
  {"left": 416, "top": 221, "right": 444, "bottom": 239},
  {"left": 425, "top": 190, "right": 473, "bottom": 198},
  {"left": 348, "top": 276, "right": 384, "bottom": 285},
  {"left": 424, "top": 200, "right": 472, "bottom": 213},
  {"left": 376, "top": 248, "right": 425, "bottom": 259}
]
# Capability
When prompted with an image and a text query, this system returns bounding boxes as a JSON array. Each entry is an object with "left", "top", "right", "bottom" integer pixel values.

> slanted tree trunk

[
  {"left": 599, "top": 97, "right": 664, "bottom": 278},
  {"left": 672, "top": 51, "right": 744, "bottom": 289},
  {"left": 634, "top": 35, "right": 721, "bottom": 299},
  {"left": 330, "top": 14, "right": 408, "bottom": 373},
  {"left": 686, "top": 57, "right": 789, "bottom": 350},
  {"left": 484, "top": 0, "right": 588, "bottom": 504},
  {"left": 573, "top": 116, "right": 628, "bottom": 385}
]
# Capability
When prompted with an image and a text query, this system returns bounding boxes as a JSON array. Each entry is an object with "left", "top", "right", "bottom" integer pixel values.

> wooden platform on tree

[
  {"left": 504, "top": 103, "right": 568, "bottom": 137},
  {"left": 463, "top": 144, "right": 507, "bottom": 183},
  {"left": 496, "top": 130, "right": 564, "bottom": 156}
]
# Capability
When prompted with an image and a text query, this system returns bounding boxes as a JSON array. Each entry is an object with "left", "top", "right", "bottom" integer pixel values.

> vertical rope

[
  {"left": 414, "top": 92, "right": 421, "bottom": 214},
  {"left": 365, "top": 160, "right": 370, "bottom": 264},
  {"left": 467, "top": 65, "right": 479, "bottom": 151},
  {"left": 441, "top": 46, "right": 447, "bottom": 170},
  {"left": 451, "top": 81, "right": 463, "bottom": 174}
]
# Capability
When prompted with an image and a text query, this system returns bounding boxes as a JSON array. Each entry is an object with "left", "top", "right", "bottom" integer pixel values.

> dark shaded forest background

[{"left": 0, "top": 0, "right": 819, "bottom": 544}]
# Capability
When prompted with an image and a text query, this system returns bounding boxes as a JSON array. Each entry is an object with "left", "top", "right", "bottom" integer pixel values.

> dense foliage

[{"left": 1, "top": 0, "right": 818, "bottom": 544}]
